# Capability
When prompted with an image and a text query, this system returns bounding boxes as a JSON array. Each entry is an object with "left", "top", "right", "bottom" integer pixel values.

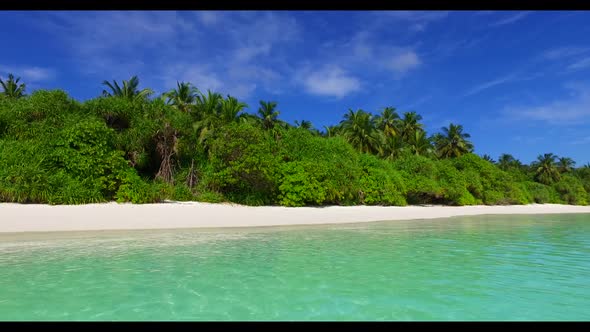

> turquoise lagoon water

[{"left": 1, "top": 213, "right": 589, "bottom": 321}]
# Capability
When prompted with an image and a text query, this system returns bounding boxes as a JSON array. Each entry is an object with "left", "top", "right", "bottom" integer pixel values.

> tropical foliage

[
  {"left": 102, "top": 76, "right": 154, "bottom": 101},
  {"left": 163, "top": 82, "right": 199, "bottom": 113},
  {"left": 434, "top": 123, "right": 474, "bottom": 158},
  {"left": 0, "top": 74, "right": 26, "bottom": 99},
  {"left": 0, "top": 73, "right": 588, "bottom": 207}
]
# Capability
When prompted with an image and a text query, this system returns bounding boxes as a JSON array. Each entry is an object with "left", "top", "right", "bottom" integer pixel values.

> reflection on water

[{"left": 1, "top": 214, "right": 589, "bottom": 321}]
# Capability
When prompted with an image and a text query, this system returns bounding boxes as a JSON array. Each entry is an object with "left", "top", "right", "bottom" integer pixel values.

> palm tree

[
  {"left": 295, "top": 120, "right": 313, "bottom": 130},
  {"left": 295, "top": 120, "right": 321, "bottom": 135},
  {"left": 339, "top": 109, "right": 379, "bottom": 154},
  {"left": 163, "top": 82, "right": 199, "bottom": 113},
  {"left": 199, "top": 91, "right": 248, "bottom": 143},
  {"left": 193, "top": 90, "right": 224, "bottom": 146},
  {"left": 378, "top": 134, "right": 405, "bottom": 161},
  {"left": 375, "top": 107, "right": 400, "bottom": 138},
  {"left": 195, "top": 90, "right": 223, "bottom": 117},
  {"left": 239, "top": 113, "right": 260, "bottom": 126},
  {"left": 532, "top": 153, "right": 561, "bottom": 185},
  {"left": 482, "top": 154, "right": 495, "bottom": 163},
  {"left": 434, "top": 123, "right": 474, "bottom": 159},
  {"left": 102, "top": 75, "right": 154, "bottom": 101},
  {"left": 0, "top": 74, "right": 26, "bottom": 98},
  {"left": 192, "top": 93, "right": 249, "bottom": 149},
  {"left": 399, "top": 112, "right": 424, "bottom": 143},
  {"left": 257, "top": 101, "right": 280, "bottom": 130},
  {"left": 497, "top": 153, "right": 521, "bottom": 170},
  {"left": 322, "top": 125, "right": 340, "bottom": 138},
  {"left": 557, "top": 157, "right": 575, "bottom": 173},
  {"left": 219, "top": 95, "right": 248, "bottom": 124},
  {"left": 430, "top": 133, "right": 445, "bottom": 151},
  {"left": 407, "top": 130, "right": 433, "bottom": 156}
]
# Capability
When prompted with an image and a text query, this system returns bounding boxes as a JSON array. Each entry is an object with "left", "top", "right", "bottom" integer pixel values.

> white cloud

[
  {"left": 22, "top": 67, "right": 55, "bottom": 81},
  {"left": 196, "top": 11, "right": 219, "bottom": 26},
  {"left": 489, "top": 11, "right": 530, "bottom": 27},
  {"left": 542, "top": 47, "right": 590, "bottom": 60},
  {"left": 427, "top": 33, "right": 489, "bottom": 60},
  {"left": 375, "top": 11, "right": 449, "bottom": 33},
  {"left": 316, "top": 30, "right": 422, "bottom": 81},
  {"left": 30, "top": 11, "right": 301, "bottom": 99},
  {"left": 380, "top": 11, "right": 449, "bottom": 22},
  {"left": 464, "top": 74, "right": 519, "bottom": 97},
  {"left": 225, "top": 64, "right": 282, "bottom": 97},
  {"left": 158, "top": 65, "right": 256, "bottom": 100},
  {"left": 334, "top": 30, "right": 375, "bottom": 62},
  {"left": 300, "top": 66, "right": 361, "bottom": 99},
  {"left": 305, "top": 12, "right": 439, "bottom": 84},
  {"left": 463, "top": 71, "right": 544, "bottom": 97},
  {"left": 410, "top": 23, "right": 426, "bottom": 32},
  {"left": 35, "top": 11, "right": 197, "bottom": 78},
  {"left": 504, "top": 83, "right": 590, "bottom": 124},
  {"left": 0, "top": 65, "right": 55, "bottom": 82},
  {"left": 234, "top": 44, "right": 272, "bottom": 62},
  {"left": 43, "top": 11, "right": 190, "bottom": 55},
  {"left": 226, "top": 12, "right": 300, "bottom": 63},
  {"left": 568, "top": 57, "right": 590, "bottom": 71},
  {"left": 24, "top": 12, "right": 424, "bottom": 100},
  {"left": 386, "top": 51, "right": 421, "bottom": 74},
  {"left": 158, "top": 61, "right": 284, "bottom": 100}
]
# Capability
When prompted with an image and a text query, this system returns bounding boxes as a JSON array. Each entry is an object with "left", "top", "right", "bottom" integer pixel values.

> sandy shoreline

[{"left": 1, "top": 202, "right": 589, "bottom": 234}]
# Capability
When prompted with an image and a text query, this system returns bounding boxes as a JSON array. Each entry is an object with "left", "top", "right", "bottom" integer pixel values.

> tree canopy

[{"left": 0, "top": 74, "right": 587, "bottom": 207}]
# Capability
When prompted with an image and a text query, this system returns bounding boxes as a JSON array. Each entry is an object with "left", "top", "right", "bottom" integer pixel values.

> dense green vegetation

[{"left": 1, "top": 74, "right": 588, "bottom": 206}]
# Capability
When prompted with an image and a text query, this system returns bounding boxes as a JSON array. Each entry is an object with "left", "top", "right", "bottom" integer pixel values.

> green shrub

[
  {"left": 115, "top": 171, "right": 161, "bottom": 204},
  {"left": 0, "top": 138, "right": 106, "bottom": 204},
  {"left": 1, "top": 89, "right": 587, "bottom": 208},
  {"left": 358, "top": 154, "right": 406, "bottom": 206},
  {"left": 49, "top": 120, "right": 132, "bottom": 200},
  {"left": 17, "top": 90, "right": 80, "bottom": 123},
  {"left": 393, "top": 155, "right": 442, "bottom": 204},
  {"left": 195, "top": 190, "right": 225, "bottom": 203},
  {"left": 46, "top": 171, "right": 104, "bottom": 205},
  {"left": 437, "top": 160, "right": 476, "bottom": 205},
  {"left": 279, "top": 128, "right": 363, "bottom": 205},
  {"left": 207, "top": 122, "right": 279, "bottom": 205},
  {"left": 0, "top": 90, "right": 84, "bottom": 140},
  {"left": 554, "top": 175, "right": 589, "bottom": 205},
  {"left": 0, "top": 140, "right": 51, "bottom": 203},
  {"left": 277, "top": 161, "right": 327, "bottom": 207},
  {"left": 504, "top": 182, "right": 532, "bottom": 205},
  {"left": 82, "top": 97, "right": 142, "bottom": 132},
  {"left": 524, "top": 181, "right": 560, "bottom": 204},
  {"left": 172, "top": 184, "right": 195, "bottom": 201},
  {"left": 461, "top": 168, "right": 484, "bottom": 203}
]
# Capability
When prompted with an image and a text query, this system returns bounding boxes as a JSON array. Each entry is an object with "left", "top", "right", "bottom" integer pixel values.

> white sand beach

[{"left": 1, "top": 202, "right": 590, "bottom": 234}]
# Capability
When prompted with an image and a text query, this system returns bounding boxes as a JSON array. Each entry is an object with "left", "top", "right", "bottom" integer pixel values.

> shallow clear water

[{"left": 1, "top": 213, "right": 589, "bottom": 321}]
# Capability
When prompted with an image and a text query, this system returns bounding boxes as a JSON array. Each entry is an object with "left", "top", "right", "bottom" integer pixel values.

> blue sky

[{"left": 1, "top": 11, "right": 590, "bottom": 164}]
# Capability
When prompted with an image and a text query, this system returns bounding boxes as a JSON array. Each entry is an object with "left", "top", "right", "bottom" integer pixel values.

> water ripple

[{"left": 0, "top": 213, "right": 589, "bottom": 320}]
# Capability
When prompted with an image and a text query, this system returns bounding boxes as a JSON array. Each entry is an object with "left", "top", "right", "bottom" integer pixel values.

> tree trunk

[
  {"left": 186, "top": 159, "right": 198, "bottom": 190},
  {"left": 155, "top": 123, "right": 177, "bottom": 184}
]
